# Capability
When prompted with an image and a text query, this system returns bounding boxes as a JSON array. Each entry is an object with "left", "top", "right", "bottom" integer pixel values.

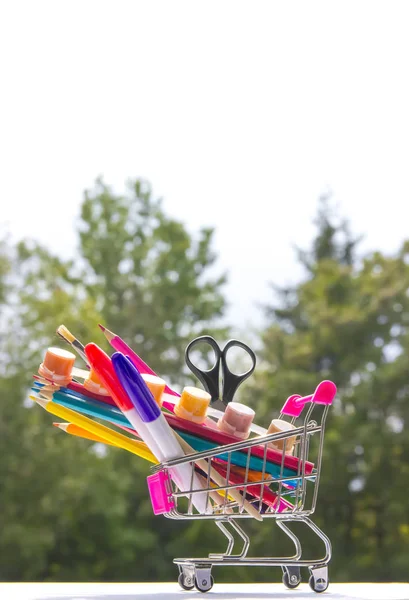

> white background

[{"left": 1, "top": 1, "right": 409, "bottom": 328}]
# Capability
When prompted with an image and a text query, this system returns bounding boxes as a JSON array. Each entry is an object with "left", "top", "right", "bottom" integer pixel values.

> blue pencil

[{"left": 33, "top": 384, "right": 306, "bottom": 485}]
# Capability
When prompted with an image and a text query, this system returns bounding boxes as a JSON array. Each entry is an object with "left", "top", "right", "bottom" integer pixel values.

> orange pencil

[{"left": 53, "top": 422, "right": 117, "bottom": 446}]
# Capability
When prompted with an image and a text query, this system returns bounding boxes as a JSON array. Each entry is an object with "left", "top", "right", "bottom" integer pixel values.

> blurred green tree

[
  {"left": 0, "top": 178, "right": 228, "bottom": 581},
  {"left": 244, "top": 196, "right": 409, "bottom": 582},
  {"left": 2, "top": 187, "right": 409, "bottom": 584}
]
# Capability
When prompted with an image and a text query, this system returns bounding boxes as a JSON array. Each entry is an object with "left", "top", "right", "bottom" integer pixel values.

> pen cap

[
  {"left": 111, "top": 353, "right": 161, "bottom": 422},
  {"left": 85, "top": 343, "right": 136, "bottom": 412},
  {"left": 141, "top": 374, "right": 166, "bottom": 407},
  {"left": 84, "top": 367, "right": 109, "bottom": 396},
  {"left": 217, "top": 402, "right": 255, "bottom": 440},
  {"left": 38, "top": 347, "right": 76, "bottom": 386},
  {"left": 267, "top": 419, "right": 296, "bottom": 453},
  {"left": 174, "top": 386, "right": 211, "bottom": 424}
]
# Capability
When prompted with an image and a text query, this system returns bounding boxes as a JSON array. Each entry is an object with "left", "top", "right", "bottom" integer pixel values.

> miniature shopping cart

[{"left": 147, "top": 380, "right": 336, "bottom": 594}]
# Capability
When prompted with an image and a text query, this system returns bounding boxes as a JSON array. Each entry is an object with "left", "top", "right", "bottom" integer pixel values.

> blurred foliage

[
  {"left": 1, "top": 186, "right": 408, "bottom": 583},
  {"left": 243, "top": 196, "right": 409, "bottom": 582},
  {"left": 0, "top": 178, "right": 227, "bottom": 581}
]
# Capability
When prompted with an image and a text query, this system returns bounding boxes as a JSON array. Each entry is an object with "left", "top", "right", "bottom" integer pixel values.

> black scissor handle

[
  {"left": 185, "top": 335, "right": 221, "bottom": 403},
  {"left": 221, "top": 339, "right": 256, "bottom": 405}
]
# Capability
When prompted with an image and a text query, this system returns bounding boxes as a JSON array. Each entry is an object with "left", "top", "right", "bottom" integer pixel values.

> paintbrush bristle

[{"left": 57, "top": 325, "right": 75, "bottom": 344}]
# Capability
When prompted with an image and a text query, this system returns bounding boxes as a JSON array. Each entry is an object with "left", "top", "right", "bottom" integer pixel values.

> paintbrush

[{"left": 56, "top": 324, "right": 89, "bottom": 366}]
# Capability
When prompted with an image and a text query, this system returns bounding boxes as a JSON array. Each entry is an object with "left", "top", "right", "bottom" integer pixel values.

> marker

[
  {"left": 98, "top": 325, "right": 267, "bottom": 435},
  {"left": 112, "top": 352, "right": 210, "bottom": 514},
  {"left": 84, "top": 343, "right": 163, "bottom": 461}
]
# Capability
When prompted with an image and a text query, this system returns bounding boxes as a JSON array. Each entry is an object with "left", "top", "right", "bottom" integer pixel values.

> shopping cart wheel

[
  {"left": 282, "top": 567, "right": 301, "bottom": 589},
  {"left": 194, "top": 568, "right": 214, "bottom": 593},
  {"left": 308, "top": 566, "right": 329, "bottom": 593},
  {"left": 178, "top": 572, "right": 195, "bottom": 590}
]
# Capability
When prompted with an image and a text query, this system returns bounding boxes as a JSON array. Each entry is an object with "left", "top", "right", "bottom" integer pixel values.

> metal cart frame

[{"left": 148, "top": 397, "right": 332, "bottom": 593}]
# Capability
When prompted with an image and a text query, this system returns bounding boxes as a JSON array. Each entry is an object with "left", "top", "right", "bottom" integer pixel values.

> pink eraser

[{"left": 217, "top": 402, "right": 255, "bottom": 440}]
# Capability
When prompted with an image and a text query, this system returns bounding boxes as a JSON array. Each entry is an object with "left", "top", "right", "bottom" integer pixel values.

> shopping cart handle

[{"left": 281, "top": 380, "right": 337, "bottom": 418}]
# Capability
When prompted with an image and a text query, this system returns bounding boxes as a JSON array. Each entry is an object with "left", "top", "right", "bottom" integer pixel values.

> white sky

[{"left": 1, "top": 1, "right": 409, "bottom": 330}]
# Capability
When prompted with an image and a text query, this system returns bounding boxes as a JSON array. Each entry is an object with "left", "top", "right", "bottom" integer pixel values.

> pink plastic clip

[
  {"left": 147, "top": 471, "right": 175, "bottom": 515},
  {"left": 275, "top": 495, "right": 296, "bottom": 513},
  {"left": 281, "top": 380, "right": 337, "bottom": 418}
]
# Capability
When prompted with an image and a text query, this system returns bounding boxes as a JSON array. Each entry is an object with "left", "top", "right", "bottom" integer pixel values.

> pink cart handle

[
  {"left": 147, "top": 471, "right": 175, "bottom": 515},
  {"left": 281, "top": 380, "right": 337, "bottom": 418}
]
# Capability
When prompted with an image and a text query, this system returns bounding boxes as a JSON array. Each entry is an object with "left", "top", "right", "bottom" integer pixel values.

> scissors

[{"left": 185, "top": 335, "right": 256, "bottom": 410}]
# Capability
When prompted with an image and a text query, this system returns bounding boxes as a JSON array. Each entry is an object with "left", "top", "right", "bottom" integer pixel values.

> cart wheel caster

[
  {"left": 178, "top": 572, "right": 195, "bottom": 590},
  {"left": 309, "top": 571, "right": 329, "bottom": 593},
  {"left": 282, "top": 570, "right": 301, "bottom": 589},
  {"left": 194, "top": 575, "right": 214, "bottom": 593}
]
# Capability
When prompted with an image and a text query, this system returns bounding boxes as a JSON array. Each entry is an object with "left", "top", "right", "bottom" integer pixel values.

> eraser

[
  {"left": 84, "top": 367, "right": 109, "bottom": 396},
  {"left": 142, "top": 374, "right": 166, "bottom": 407},
  {"left": 38, "top": 347, "right": 76, "bottom": 386},
  {"left": 217, "top": 402, "right": 255, "bottom": 440},
  {"left": 174, "top": 386, "right": 211, "bottom": 424},
  {"left": 267, "top": 419, "right": 296, "bottom": 453}
]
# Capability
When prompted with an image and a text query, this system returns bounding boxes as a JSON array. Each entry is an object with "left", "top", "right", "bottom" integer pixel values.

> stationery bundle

[{"left": 30, "top": 324, "right": 336, "bottom": 593}]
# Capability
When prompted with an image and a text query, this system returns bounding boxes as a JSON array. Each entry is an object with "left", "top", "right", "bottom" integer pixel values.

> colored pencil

[
  {"left": 173, "top": 430, "right": 262, "bottom": 521},
  {"left": 33, "top": 375, "right": 117, "bottom": 407},
  {"left": 98, "top": 324, "right": 267, "bottom": 435},
  {"left": 53, "top": 422, "right": 117, "bottom": 446},
  {"left": 30, "top": 395, "right": 157, "bottom": 463},
  {"left": 98, "top": 324, "right": 179, "bottom": 397},
  {"left": 34, "top": 384, "right": 306, "bottom": 481}
]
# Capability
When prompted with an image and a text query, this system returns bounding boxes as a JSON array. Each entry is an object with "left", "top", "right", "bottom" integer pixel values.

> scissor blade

[{"left": 212, "top": 399, "right": 227, "bottom": 412}]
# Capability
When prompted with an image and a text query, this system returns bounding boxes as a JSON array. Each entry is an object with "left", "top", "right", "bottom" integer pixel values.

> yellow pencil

[
  {"left": 53, "top": 422, "right": 118, "bottom": 447},
  {"left": 30, "top": 395, "right": 157, "bottom": 464}
]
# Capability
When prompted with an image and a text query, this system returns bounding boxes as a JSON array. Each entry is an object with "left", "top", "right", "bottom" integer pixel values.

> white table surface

[{"left": 1, "top": 583, "right": 408, "bottom": 600}]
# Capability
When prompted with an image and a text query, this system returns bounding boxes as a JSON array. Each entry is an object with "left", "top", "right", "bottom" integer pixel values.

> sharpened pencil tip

[
  {"left": 53, "top": 422, "right": 69, "bottom": 432},
  {"left": 30, "top": 395, "right": 49, "bottom": 409},
  {"left": 98, "top": 324, "right": 115, "bottom": 342}
]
